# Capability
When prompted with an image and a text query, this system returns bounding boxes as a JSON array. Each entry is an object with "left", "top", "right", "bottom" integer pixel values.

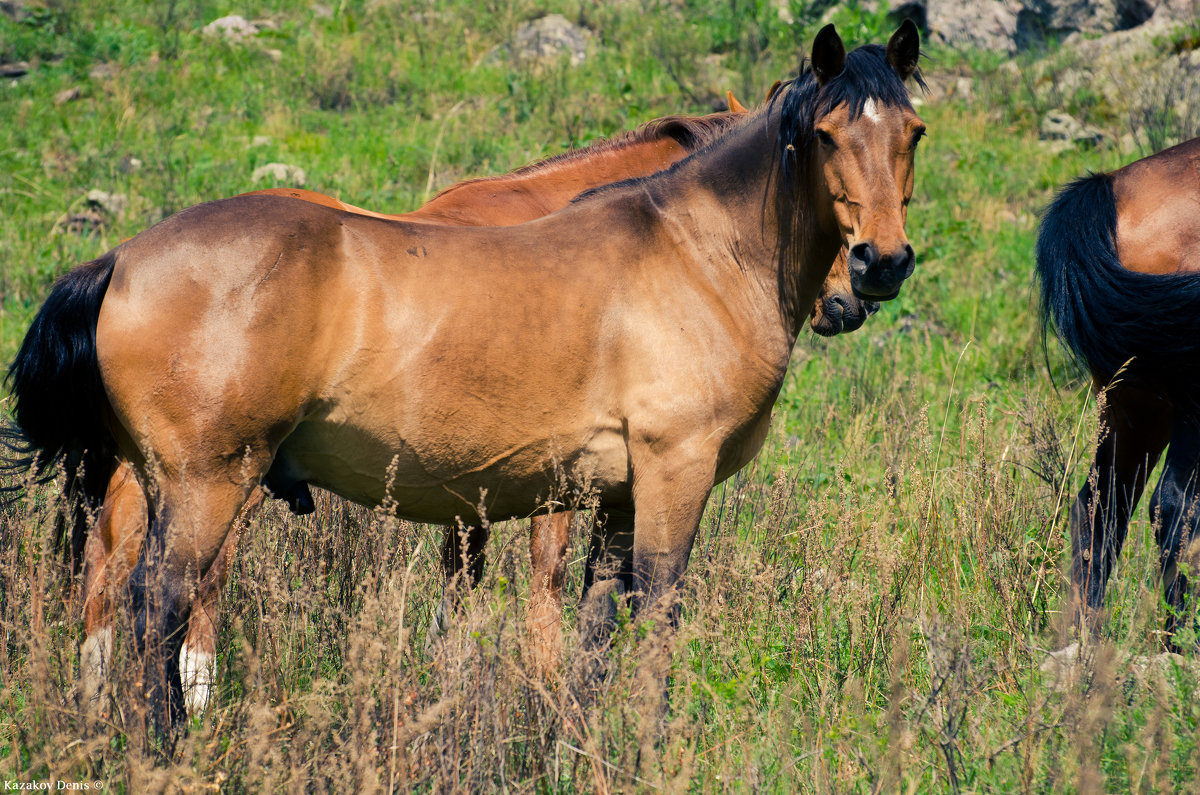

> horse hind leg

[
  {"left": 1149, "top": 416, "right": 1200, "bottom": 649},
  {"left": 178, "top": 488, "right": 264, "bottom": 714},
  {"left": 80, "top": 461, "right": 146, "bottom": 709},
  {"left": 129, "top": 471, "right": 258, "bottom": 730},
  {"left": 429, "top": 521, "right": 490, "bottom": 640},
  {"left": 1069, "top": 383, "right": 1171, "bottom": 632}
]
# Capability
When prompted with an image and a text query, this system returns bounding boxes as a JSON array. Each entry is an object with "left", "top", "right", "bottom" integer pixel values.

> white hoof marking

[
  {"left": 180, "top": 642, "right": 216, "bottom": 715},
  {"left": 80, "top": 627, "right": 113, "bottom": 703}
]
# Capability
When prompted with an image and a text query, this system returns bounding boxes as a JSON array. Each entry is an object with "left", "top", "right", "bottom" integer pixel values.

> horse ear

[
  {"left": 726, "top": 90, "right": 749, "bottom": 114},
  {"left": 810, "top": 24, "right": 845, "bottom": 86},
  {"left": 886, "top": 19, "right": 921, "bottom": 81},
  {"left": 765, "top": 80, "right": 782, "bottom": 103}
]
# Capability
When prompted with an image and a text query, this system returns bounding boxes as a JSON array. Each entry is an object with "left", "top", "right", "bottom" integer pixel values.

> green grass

[{"left": 3, "top": 0, "right": 1200, "bottom": 791}]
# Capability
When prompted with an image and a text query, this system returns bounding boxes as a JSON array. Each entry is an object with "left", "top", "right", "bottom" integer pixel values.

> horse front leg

[
  {"left": 627, "top": 451, "right": 715, "bottom": 742},
  {"left": 1148, "top": 416, "right": 1200, "bottom": 649},
  {"left": 1069, "top": 383, "right": 1170, "bottom": 631},
  {"left": 572, "top": 509, "right": 634, "bottom": 695}
]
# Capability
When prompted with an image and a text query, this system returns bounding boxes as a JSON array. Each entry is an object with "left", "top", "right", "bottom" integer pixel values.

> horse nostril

[{"left": 849, "top": 242, "right": 877, "bottom": 273}]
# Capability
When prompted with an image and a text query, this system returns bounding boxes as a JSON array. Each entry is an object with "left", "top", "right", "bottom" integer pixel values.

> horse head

[{"left": 793, "top": 21, "right": 925, "bottom": 302}]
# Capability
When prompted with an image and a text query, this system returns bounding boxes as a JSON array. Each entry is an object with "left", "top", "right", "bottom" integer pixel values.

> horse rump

[{"left": 1036, "top": 173, "right": 1200, "bottom": 406}]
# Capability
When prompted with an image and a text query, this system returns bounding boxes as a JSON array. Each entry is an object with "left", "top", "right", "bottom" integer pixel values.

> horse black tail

[
  {"left": 1035, "top": 173, "right": 1200, "bottom": 406},
  {"left": 1, "top": 251, "right": 119, "bottom": 571}
]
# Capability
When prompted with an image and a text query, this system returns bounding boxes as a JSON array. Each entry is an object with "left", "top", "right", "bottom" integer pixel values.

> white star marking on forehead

[{"left": 862, "top": 98, "right": 881, "bottom": 123}]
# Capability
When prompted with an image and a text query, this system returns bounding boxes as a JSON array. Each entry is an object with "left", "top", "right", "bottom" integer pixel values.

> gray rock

[
  {"left": 54, "top": 87, "right": 81, "bottom": 105},
  {"left": 899, "top": 0, "right": 1187, "bottom": 52},
  {"left": 0, "top": 61, "right": 29, "bottom": 78},
  {"left": 926, "top": 0, "right": 1021, "bottom": 53},
  {"left": 202, "top": 14, "right": 260, "bottom": 42},
  {"left": 85, "top": 189, "right": 128, "bottom": 218},
  {"left": 1015, "top": 0, "right": 1163, "bottom": 46},
  {"left": 1039, "top": 110, "right": 1105, "bottom": 145},
  {"left": 0, "top": 1, "right": 29, "bottom": 21},
  {"left": 252, "top": 162, "right": 307, "bottom": 186},
  {"left": 510, "top": 14, "right": 591, "bottom": 67}
]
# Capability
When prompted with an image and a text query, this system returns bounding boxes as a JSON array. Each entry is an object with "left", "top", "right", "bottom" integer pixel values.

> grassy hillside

[{"left": 2, "top": 0, "right": 1199, "bottom": 790}]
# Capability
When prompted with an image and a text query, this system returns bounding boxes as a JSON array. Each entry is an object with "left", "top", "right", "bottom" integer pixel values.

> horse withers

[
  {"left": 1038, "top": 136, "right": 1200, "bottom": 645},
  {"left": 5, "top": 21, "right": 924, "bottom": 729}
]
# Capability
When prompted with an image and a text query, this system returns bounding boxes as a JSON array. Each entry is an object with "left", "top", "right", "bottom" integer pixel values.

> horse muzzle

[
  {"left": 848, "top": 241, "right": 915, "bottom": 301},
  {"left": 811, "top": 294, "right": 881, "bottom": 337}
]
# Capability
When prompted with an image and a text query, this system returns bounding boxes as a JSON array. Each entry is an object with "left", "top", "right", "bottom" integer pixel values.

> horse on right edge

[{"left": 1037, "top": 136, "right": 1200, "bottom": 646}]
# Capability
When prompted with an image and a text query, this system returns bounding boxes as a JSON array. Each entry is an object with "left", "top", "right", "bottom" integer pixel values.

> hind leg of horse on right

[
  {"left": 1148, "top": 416, "right": 1200, "bottom": 648},
  {"left": 1069, "top": 382, "right": 1171, "bottom": 632}
]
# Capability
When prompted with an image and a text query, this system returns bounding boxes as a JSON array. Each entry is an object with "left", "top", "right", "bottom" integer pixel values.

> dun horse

[
  {"left": 70, "top": 101, "right": 750, "bottom": 715},
  {"left": 5, "top": 22, "right": 923, "bottom": 727},
  {"left": 1038, "top": 136, "right": 1200, "bottom": 644},
  {"left": 50, "top": 97, "right": 877, "bottom": 716}
]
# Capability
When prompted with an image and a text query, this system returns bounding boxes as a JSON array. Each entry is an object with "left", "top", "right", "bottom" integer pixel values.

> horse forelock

[{"left": 775, "top": 44, "right": 922, "bottom": 186}]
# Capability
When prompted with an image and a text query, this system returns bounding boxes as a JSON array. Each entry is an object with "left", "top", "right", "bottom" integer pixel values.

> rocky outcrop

[
  {"left": 252, "top": 163, "right": 308, "bottom": 186},
  {"left": 509, "top": 14, "right": 591, "bottom": 67},
  {"left": 895, "top": 0, "right": 1198, "bottom": 52},
  {"left": 922, "top": 0, "right": 1021, "bottom": 53}
]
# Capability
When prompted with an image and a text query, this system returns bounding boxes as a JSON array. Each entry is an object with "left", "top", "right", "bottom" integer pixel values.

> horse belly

[{"left": 274, "top": 418, "right": 632, "bottom": 522}]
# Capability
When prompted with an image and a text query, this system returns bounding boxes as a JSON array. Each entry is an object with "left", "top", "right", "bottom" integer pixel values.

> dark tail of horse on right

[
  {"left": 1035, "top": 173, "right": 1200, "bottom": 406},
  {"left": 1, "top": 251, "right": 119, "bottom": 570}
]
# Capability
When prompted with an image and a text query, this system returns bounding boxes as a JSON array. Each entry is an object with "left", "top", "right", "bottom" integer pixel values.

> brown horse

[
  {"left": 5, "top": 21, "right": 924, "bottom": 727},
  {"left": 70, "top": 101, "right": 876, "bottom": 713},
  {"left": 71, "top": 103, "right": 748, "bottom": 715},
  {"left": 1037, "top": 136, "right": 1200, "bottom": 645}
]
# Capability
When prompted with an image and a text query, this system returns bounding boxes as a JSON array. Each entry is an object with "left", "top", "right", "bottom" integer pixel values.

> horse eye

[
  {"left": 911, "top": 129, "right": 927, "bottom": 148},
  {"left": 816, "top": 129, "right": 835, "bottom": 148}
]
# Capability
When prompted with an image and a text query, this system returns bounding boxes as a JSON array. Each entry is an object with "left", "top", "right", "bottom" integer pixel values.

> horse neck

[
  {"left": 406, "top": 137, "right": 690, "bottom": 226},
  {"left": 648, "top": 113, "right": 840, "bottom": 343}
]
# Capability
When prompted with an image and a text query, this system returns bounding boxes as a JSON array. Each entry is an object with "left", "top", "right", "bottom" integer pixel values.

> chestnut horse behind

[
  {"left": 5, "top": 22, "right": 924, "bottom": 728},
  {"left": 1037, "top": 136, "right": 1200, "bottom": 645}
]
